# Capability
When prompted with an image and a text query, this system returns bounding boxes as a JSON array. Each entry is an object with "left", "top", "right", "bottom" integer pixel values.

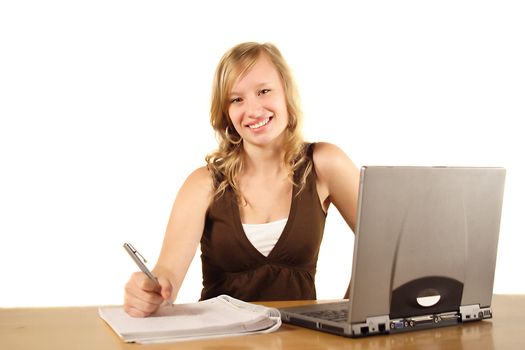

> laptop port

[
  {"left": 360, "top": 326, "right": 369, "bottom": 335},
  {"left": 290, "top": 317, "right": 317, "bottom": 330},
  {"left": 320, "top": 324, "right": 344, "bottom": 334},
  {"left": 378, "top": 323, "right": 386, "bottom": 333}
]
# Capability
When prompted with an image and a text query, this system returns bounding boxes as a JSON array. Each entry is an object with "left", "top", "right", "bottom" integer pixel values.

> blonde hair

[{"left": 205, "top": 42, "right": 312, "bottom": 200}]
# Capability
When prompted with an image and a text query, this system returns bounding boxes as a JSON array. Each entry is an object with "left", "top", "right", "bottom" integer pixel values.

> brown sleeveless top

[{"left": 200, "top": 143, "right": 326, "bottom": 301}]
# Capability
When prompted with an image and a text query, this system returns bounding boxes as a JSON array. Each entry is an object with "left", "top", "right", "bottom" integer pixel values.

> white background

[{"left": 1, "top": 1, "right": 523, "bottom": 307}]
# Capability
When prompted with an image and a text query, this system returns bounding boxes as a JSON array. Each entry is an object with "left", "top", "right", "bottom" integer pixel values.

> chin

[{"left": 247, "top": 133, "right": 287, "bottom": 148}]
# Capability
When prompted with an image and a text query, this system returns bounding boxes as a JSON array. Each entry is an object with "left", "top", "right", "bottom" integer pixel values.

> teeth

[{"left": 248, "top": 117, "right": 270, "bottom": 129}]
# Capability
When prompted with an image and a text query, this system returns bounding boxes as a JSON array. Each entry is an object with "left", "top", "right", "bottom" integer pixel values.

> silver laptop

[{"left": 280, "top": 166, "right": 506, "bottom": 337}]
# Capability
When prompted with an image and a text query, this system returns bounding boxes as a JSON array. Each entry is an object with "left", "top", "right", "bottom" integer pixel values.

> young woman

[{"left": 124, "top": 42, "right": 360, "bottom": 317}]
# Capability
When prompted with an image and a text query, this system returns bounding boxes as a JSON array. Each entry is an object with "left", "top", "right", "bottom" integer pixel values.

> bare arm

[
  {"left": 124, "top": 166, "right": 213, "bottom": 316},
  {"left": 154, "top": 166, "right": 213, "bottom": 298},
  {"left": 313, "top": 142, "right": 360, "bottom": 232}
]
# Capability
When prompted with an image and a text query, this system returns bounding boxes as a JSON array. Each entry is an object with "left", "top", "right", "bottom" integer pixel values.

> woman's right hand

[
  {"left": 122, "top": 167, "right": 212, "bottom": 317},
  {"left": 124, "top": 272, "right": 173, "bottom": 317}
]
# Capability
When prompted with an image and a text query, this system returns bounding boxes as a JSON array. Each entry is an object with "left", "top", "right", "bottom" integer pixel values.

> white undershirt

[{"left": 242, "top": 218, "right": 288, "bottom": 257}]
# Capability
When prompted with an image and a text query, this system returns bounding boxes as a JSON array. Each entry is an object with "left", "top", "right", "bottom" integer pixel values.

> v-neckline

[{"left": 230, "top": 183, "right": 299, "bottom": 262}]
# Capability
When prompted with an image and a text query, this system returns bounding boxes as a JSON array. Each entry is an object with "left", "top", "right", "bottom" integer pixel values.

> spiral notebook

[{"left": 99, "top": 295, "right": 281, "bottom": 343}]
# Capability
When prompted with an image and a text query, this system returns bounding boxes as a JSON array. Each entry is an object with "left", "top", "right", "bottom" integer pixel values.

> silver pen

[{"left": 123, "top": 243, "right": 172, "bottom": 305}]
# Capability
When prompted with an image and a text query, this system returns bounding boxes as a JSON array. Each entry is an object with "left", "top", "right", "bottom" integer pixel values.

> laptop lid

[
  {"left": 280, "top": 166, "right": 505, "bottom": 337},
  {"left": 348, "top": 166, "right": 505, "bottom": 328}
]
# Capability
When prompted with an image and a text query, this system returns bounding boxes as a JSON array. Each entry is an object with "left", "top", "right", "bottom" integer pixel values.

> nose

[{"left": 244, "top": 97, "right": 264, "bottom": 119}]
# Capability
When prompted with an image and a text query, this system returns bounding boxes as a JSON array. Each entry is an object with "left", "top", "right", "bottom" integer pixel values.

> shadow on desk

[{"left": 265, "top": 321, "right": 494, "bottom": 350}]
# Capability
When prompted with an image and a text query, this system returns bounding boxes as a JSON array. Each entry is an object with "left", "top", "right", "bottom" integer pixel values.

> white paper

[{"left": 99, "top": 295, "right": 281, "bottom": 343}]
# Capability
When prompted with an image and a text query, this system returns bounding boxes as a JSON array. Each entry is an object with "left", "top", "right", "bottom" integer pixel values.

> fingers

[
  {"left": 124, "top": 272, "right": 164, "bottom": 317},
  {"left": 124, "top": 285, "right": 163, "bottom": 316},
  {"left": 135, "top": 272, "right": 161, "bottom": 293},
  {"left": 124, "top": 304, "right": 153, "bottom": 318},
  {"left": 157, "top": 276, "right": 173, "bottom": 302}
]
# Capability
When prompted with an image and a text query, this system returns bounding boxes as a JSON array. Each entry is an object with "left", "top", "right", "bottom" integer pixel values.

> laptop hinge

[
  {"left": 351, "top": 315, "right": 390, "bottom": 336},
  {"left": 459, "top": 304, "right": 493, "bottom": 322}
]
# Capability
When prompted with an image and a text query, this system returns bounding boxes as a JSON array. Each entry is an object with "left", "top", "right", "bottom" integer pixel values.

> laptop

[{"left": 280, "top": 166, "right": 506, "bottom": 337}]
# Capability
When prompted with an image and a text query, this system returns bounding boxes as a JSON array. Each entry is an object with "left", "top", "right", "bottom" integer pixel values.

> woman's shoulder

[
  {"left": 311, "top": 142, "right": 358, "bottom": 177},
  {"left": 187, "top": 165, "right": 213, "bottom": 182},
  {"left": 311, "top": 142, "right": 350, "bottom": 164},
  {"left": 181, "top": 166, "right": 214, "bottom": 195}
]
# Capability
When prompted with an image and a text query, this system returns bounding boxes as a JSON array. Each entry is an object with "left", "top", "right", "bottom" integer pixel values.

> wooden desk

[{"left": 1, "top": 295, "right": 523, "bottom": 350}]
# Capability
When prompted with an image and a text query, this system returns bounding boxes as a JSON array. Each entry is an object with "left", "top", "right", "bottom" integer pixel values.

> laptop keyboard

[{"left": 301, "top": 309, "right": 348, "bottom": 323}]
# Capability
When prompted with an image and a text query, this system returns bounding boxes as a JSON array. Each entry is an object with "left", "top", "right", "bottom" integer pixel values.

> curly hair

[{"left": 205, "top": 42, "right": 312, "bottom": 201}]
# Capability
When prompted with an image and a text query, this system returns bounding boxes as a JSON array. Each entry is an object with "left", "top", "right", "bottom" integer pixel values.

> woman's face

[{"left": 227, "top": 55, "right": 289, "bottom": 148}]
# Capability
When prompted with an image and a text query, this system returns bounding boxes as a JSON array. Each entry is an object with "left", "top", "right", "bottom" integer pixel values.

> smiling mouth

[{"left": 248, "top": 117, "right": 272, "bottom": 129}]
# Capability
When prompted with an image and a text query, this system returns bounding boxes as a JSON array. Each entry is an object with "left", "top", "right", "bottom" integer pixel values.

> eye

[
  {"left": 258, "top": 89, "right": 271, "bottom": 96},
  {"left": 230, "top": 97, "right": 242, "bottom": 104}
]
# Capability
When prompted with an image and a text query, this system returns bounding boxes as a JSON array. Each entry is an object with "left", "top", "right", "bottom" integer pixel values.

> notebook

[
  {"left": 99, "top": 295, "right": 281, "bottom": 343},
  {"left": 280, "top": 166, "right": 506, "bottom": 337}
]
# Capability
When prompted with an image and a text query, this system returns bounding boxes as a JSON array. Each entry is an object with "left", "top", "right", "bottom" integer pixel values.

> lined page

[{"left": 99, "top": 295, "right": 281, "bottom": 342}]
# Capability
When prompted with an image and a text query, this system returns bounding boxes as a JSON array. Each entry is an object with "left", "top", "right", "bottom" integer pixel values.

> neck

[{"left": 242, "top": 142, "right": 286, "bottom": 177}]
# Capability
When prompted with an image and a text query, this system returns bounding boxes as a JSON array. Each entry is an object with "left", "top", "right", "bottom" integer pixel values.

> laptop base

[{"left": 280, "top": 304, "right": 492, "bottom": 337}]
